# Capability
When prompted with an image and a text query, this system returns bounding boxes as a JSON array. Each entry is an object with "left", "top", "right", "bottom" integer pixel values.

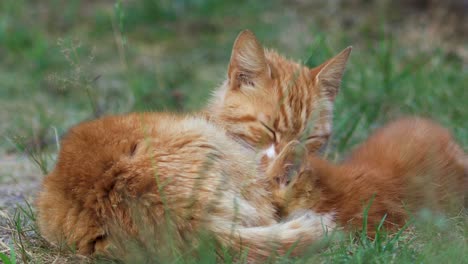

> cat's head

[{"left": 207, "top": 30, "right": 351, "bottom": 162}]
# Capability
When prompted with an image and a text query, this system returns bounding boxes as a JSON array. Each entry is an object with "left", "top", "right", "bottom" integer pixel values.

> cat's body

[
  {"left": 273, "top": 117, "right": 467, "bottom": 234},
  {"left": 36, "top": 30, "right": 351, "bottom": 261},
  {"left": 38, "top": 113, "right": 332, "bottom": 259}
]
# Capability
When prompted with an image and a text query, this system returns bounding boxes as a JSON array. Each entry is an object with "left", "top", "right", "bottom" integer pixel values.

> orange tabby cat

[
  {"left": 271, "top": 117, "right": 467, "bottom": 235},
  {"left": 36, "top": 30, "right": 351, "bottom": 261},
  {"left": 205, "top": 31, "right": 352, "bottom": 162}
]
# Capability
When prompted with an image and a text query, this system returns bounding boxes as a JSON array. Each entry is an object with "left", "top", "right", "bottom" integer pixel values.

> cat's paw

[
  {"left": 287, "top": 209, "right": 336, "bottom": 232},
  {"left": 265, "top": 140, "right": 307, "bottom": 189}
]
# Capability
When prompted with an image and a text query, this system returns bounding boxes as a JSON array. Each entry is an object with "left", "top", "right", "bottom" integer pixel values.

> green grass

[{"left": 0, "top": 0, "right": 467, "bottom": 263}]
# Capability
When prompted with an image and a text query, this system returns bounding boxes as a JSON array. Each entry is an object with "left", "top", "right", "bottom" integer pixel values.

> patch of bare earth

[{"left": 0, "top": 155, "right": 41, "bottom": 253}]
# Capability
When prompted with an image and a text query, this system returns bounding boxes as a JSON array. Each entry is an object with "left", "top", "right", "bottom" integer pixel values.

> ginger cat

[
  {"left": 205, "top": 31, "right": 352, "bottom": 163},
  {"left": 36, "top": 30, "right": 351, "bottom": 261},
  {"left": 271, "top": 117, "right": 467, "bottom": 235}
]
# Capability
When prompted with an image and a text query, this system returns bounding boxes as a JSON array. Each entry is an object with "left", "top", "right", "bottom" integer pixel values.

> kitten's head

[
  {"left": 207, "top": 30, "right": 351, "bottom": 161},
  {"left": 272, "top": 159, "right": 325, "bottom": 218}
]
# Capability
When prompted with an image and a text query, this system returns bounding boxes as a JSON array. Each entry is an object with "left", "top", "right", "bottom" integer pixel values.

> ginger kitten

[
  {"left": 271, "top": 117, "right": 467, "bottom": 235},
  {"left": 36, "top": 30, "right": 351, "bottom": 261}
]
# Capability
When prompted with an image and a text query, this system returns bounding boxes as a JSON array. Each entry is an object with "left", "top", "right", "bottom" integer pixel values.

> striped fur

[
  {"left": 206, "top": 30, "right": 351, "bottom": 167},
  {"left": 35, "top": 30, "right": 350, "bottom": 262}
]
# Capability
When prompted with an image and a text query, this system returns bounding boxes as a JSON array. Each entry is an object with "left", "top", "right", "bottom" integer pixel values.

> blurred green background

[
  {"left": 1, "top": 0, "right": 466, "bottom": 157},
  {"left": 0, "top": 1, "right": 467, "bottom": 263}
]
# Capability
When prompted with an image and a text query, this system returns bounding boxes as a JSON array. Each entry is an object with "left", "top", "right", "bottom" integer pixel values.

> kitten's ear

[
  {"left": 296, "top": 157, "right": 327, "bottom": 188},
  {"left": 292, "top": 168, "right": 321, "bottom": 193},
  {"left": 228, "top": 30, "right": 268, "bottom": 89},
  {"left": 311, "top": 46, "right": 352, "bottom": 101}
]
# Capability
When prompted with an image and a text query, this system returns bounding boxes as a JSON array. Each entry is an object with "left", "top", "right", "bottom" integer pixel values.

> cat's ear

[
  {"left": 228, "top": 30, "right": 268, "bottom": 89},
  {"left": 311, "top": 46, "right": 352, "bottom": 101}
]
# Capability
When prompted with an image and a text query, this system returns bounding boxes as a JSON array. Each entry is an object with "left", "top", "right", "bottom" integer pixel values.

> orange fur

[
  {"left": 35, "top": 30, "right": 351, "bottom": 261},
  {"left": 272, "top": 117, "right": 467, "bottom": 235},
  {"left": 206, "top": 30, "right": 351, "bottom": 162},
  {"left": 37, "top": 113, "right": 334, "bottom": 260}
]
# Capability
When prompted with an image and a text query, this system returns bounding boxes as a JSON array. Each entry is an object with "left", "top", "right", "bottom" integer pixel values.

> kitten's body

[
  {"left": 274, "top": 117, "right": 467, "bottom": 234},
  {"left": 36, "top": 30, "right": 351, "bottom": 261}
]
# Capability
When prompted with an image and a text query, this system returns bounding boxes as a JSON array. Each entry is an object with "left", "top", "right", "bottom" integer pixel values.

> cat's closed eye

[{"left": 260, "top": 121, "right": 277, "bottom": 142}]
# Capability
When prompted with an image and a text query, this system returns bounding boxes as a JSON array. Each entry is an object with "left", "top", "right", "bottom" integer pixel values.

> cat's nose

[{"left": 263, "top": 144, "right": 277, "bottom": 159}]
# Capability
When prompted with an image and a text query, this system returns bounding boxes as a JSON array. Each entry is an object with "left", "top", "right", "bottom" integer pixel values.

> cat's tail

[
  {"left": 104, "top": 203, "right": 334, "bottom": 262},
  {"left": 210, "top": 211, "right": 335, "bottom": 261}
]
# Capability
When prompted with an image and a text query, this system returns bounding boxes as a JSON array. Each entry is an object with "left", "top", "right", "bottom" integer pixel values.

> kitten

[
  {"left": 271, "top": 117, "right": 467, "bottom": 235},
  {"left": 36, "top": 30, "right": 351, "bottom": 261}
]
